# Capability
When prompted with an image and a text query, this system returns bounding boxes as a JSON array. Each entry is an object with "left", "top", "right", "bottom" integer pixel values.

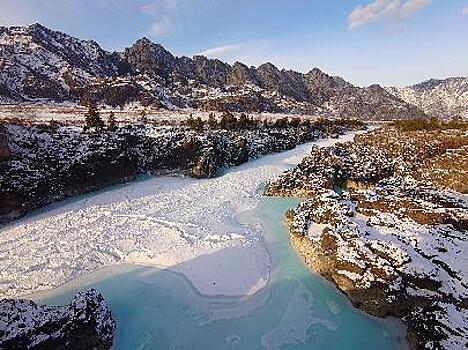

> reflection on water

[{"left": 34, "top": 197, "right": 406, "bottom": 350}]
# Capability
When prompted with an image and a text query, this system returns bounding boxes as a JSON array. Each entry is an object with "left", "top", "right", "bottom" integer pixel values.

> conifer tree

[
  {"left": 49, "top": 119, "right": 58, "bottom": 131},
  {"left": 194, "top": 117, "right": 203, "bottom": 132},
  {"left": 238, "top": 113, "right": 248, "bottom": 129},
  {"left": 219, "top": 111, "right": 237, "bottom": 130},
  {"left": 108, "top": 111, "right": 117, "bottom": 131},
  {"left": 84, "top": 104, "right": 104, "bottom": 131},
  {"left": 208, "top": 113, "right": 217, "bottom": 129}
]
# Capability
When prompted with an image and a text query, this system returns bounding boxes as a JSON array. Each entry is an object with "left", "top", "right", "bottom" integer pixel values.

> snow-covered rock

[
  {"left": 0, "top": 120, "right": 363, "bottom": 223},
  {"left": 0, "top": 289, "right": 116, "bottom": 349},
  {"left": 266, "top": 125, "right": 468, "bottom": 349},
  {"left": 387, "top": 77, "right": 468, "bottom": 119}
]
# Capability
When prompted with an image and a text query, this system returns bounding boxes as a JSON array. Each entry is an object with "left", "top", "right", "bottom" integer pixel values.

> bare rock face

[
  {"left": 0, "top": 125, "right": 10, "bottom": 161},
  {"left": 0, "top": 289, "right": 116, "bottom": 350}
]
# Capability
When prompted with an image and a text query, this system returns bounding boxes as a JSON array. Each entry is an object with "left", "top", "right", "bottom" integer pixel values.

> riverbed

[
  {"left": 31, "top": 197, "right": 407, "bottom": 349},
  {"left": 1, "top": 132, "right": 407, "bottom": 348}
]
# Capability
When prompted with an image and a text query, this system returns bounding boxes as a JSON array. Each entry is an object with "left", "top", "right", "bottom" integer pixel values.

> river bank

[
  {"left": 265, "top": 124, "right": 468, "bottom": 349},
  {"left": 0, "top": 119, "right": 364, "bottom": 223}
]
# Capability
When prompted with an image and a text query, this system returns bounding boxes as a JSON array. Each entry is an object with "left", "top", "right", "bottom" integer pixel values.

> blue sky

[{"left": 0, "top": 0, "right": 467, "bottom": 86}]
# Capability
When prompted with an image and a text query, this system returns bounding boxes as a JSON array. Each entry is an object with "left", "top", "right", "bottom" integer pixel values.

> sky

[{"left": 0, "top": 0, "right": 467, "bottom": 87}]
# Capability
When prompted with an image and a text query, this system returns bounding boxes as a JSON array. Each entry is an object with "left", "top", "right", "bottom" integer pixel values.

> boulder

[{"left": 0, "top": 289, "right": 116, "bottom": 350}]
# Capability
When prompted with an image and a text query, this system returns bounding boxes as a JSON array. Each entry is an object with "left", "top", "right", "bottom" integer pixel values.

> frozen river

[{"left": 1, "top": 132, "right": 406, "bottom": 349}]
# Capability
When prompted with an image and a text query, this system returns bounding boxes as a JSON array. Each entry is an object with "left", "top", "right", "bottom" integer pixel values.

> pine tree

[
  {"left": 49, "top": 119, "right": 58, "bottom": 131},
  {"left": 84, "top": 104, "right": 104, "bottom": 131},
  {"left": 208, "top": 113, "right": 217, "bottom": 129},
  {"left": 238, "top": 113, "right": 248, "bottom": 129},
  {"left": 139, "top": 109, "right": 148, "bottom": 123},
  {"left": 186, "top": 115, "right": 204, "bottom": 132},
  {"left": 219, "top": 111, "right": 237, "bottom": 130},
  {"left": 289, "top": 118, "right": 300, "bottom": 127},
  {"left": 274, "top": 117, "right": 288, "bottom": 129},
  {"left": 108, "top": 111, "right": 117, "bottom": 131},
  {"left": 194, "top": 117, "right": 203, "bottom": 132},
  {"left": 186, "top": 115, "right": 195, "bottom": 128}
]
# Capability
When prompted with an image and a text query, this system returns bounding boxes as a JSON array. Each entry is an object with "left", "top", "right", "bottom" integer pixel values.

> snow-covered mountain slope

[
  {"left": 387, "top": 77, "right": 468, "bottom": 119},
  {"left": 0, "top": 23, "right": 443, "bottom": 120},
  {"left": 0, "top": 24, "right": 125, "bottom": 102}
]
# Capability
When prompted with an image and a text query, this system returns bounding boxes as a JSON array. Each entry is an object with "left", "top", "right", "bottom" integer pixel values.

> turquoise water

[{"left": 34, "top": 197, "right": 406, "bottom": 350}]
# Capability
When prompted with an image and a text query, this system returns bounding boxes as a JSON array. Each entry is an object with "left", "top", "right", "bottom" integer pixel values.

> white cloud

[
  {"left": 196, "top": 41, "right": 275, "bottom": 67},
  {"left": 140, "top": 0, "right": 185, "bottom": 38},
  {"left": 348, "top": 0, "right": 432, "bottom": 30},
  {"left": 198, "top": 43, "right": 245, "bottom": 57},
  {"left": 461, "top": 6, "right": 468, "bottom": 16},
  {"left": 147, "top": 17, "right": 172, "bottom": 36}
]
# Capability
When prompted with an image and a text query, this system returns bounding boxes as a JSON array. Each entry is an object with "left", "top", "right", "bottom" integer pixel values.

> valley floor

[{"left": 0, "top": 132, "right": 359, "bottom": 299}]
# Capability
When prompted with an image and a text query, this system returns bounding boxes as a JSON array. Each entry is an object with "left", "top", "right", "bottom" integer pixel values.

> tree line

[
  {"left": 185, "top": 111, "right": 328, "bottom": 132},
  {"left": 81, "top": 104, "right": 364, "bottom": 133}
]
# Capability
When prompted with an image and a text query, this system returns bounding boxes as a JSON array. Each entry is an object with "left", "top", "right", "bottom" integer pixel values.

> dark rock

[
  {"left": 0, "top": 125, "right": 10, "bottom": 161},
  {"left": 0, "top": 289, "right": 116, "bottom": 350}
]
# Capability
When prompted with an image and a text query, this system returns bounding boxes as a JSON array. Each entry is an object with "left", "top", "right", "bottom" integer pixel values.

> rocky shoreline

[
  {"left": 0, "top": 118, "right": 363, "bottom": 224},
  {"left": 0, "top": 289, "right": 116, "bottom": 349},
  {"left": 265, "top": 122, "right": 468, "bottom": 350}
]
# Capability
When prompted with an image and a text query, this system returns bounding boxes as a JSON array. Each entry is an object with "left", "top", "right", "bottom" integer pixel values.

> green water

[{"left": 35, "top": 197, "right": 406, "bottom": 350}]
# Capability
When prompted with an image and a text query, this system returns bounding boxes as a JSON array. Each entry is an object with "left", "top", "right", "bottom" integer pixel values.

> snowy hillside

[
  {"left": 387, "top": 77, "right": 468, "bottom": 119},
  {"left": 0, "top": 23, "right": 425, "bottom": 120}
]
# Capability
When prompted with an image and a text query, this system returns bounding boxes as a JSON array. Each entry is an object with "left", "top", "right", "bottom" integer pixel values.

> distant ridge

[
  {"left": 387, "top": 77, "right": 468, "bottom": 119},
  {"left": 0, "top": 23, "right": 463, "bottom": 119}
]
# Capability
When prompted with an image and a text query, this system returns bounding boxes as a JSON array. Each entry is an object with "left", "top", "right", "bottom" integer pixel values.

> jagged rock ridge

[{"left": 0, "top": 23, "right": 431, "bottom": 119}]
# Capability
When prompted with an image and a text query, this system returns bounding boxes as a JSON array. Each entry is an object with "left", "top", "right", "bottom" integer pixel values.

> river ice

[{"left": 0, "top": 134, "right": 357, "bottom": 298}]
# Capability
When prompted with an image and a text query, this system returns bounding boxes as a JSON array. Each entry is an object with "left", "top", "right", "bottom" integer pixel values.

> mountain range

[{"left": 0, "top": 23, "right": 466, "bottom": 119}]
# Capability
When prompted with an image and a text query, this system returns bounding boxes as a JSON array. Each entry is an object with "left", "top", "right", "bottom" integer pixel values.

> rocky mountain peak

[
  {"left": 228, "top": 61, "right": 256, "bottom": 86},
  {"left": 257, "top": 62, "right": 279, "bottom": 73},
  {"left": 1, "top": 23, "right": 460, "bottom": 119},
  {"left": 27, "top": 22, "right": 49, "bottom": 33},
  {"left": 124, "top": 38, "right": 175, "bottom": 77}
]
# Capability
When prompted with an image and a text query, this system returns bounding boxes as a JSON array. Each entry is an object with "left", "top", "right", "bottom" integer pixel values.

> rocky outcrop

[
  {"left": 0, "top": 119, "right": 363, "bottom": 223},
  {"left": 0, "top": 23, "right": 429, "bottom": 119},
  {"left": 123, "top": 37, "right": 176, "bottom": 79},
  {"left": 0, "top": 289, "right": 116, "bottom": 350},
  {"left": 265, "top": 125, "right": 468, "bottom": 349},
  {"left": 0, "top": 125, "right": 140, "bottom": 223}
]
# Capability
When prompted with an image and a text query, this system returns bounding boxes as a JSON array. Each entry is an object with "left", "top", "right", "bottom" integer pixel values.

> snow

[{"left": 0, "top": 133, "right": 357, "bottom": 299}]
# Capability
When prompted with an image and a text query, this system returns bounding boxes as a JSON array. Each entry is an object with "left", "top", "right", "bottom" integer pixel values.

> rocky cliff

[
  {"left": 0, "top": 119, "right": 363, "bottom": 223},
  {"left": 0, "top": 124, "right": 10, "bottom": 161}
]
